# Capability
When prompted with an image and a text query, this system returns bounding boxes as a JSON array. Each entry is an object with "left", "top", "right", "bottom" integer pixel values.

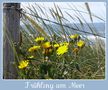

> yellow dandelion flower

[
  {"left": 42, "top": 42, "right": 51, "bottom": 49},
  {"left": 18, "top": 60, "right": 29, "bottom": 69},
  {"left": 57, "top": 45, "right": 68, "bottom": 55},
  {"left": 34, "top": 37, "right": 44, "bottom": 42},
  {"left": 63, "top": 42, "right": 69, "bottom": 46},
  {"left": 77, "top": 40, "right": 85, "bottom": 48},
  {"left": 60, "top": 42, "right": 69, "bottom": 46},
  {"left": 28, "top": 46, "right": 40, "bottom": 52},
  {"left": 70, "top": 34, "right": 80, "bottom": 39},
  {"left": 54, "top": 43, "right": 59, "bottom": 48}
]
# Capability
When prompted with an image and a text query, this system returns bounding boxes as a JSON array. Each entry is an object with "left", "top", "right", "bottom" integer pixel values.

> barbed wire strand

[{"left": 17, "top": 8, "right": 105, "bottom": 38}]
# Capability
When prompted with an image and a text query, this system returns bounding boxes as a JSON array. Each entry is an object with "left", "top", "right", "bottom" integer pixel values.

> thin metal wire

[{"left": 18, "top": 8, "right": 105, "bottom": 38}]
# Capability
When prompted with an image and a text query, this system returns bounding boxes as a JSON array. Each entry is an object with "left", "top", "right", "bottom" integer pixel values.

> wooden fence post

[{"left": 3, "top": 3, "right": 20, "bottom": 79}]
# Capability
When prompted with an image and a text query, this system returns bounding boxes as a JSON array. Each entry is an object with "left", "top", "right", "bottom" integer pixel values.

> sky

[{"left": 21, "top": 2, "right": 106, "bottom": 23}]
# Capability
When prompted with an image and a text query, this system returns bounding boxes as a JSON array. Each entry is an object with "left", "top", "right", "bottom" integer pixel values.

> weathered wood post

[{"left": 3, "top": 3, "right": 20, "bottom": 79}]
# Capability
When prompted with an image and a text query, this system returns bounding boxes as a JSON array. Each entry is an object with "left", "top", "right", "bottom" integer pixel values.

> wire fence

[{"left": 17, "top": 8, "right": 105, "bottom": 38}]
